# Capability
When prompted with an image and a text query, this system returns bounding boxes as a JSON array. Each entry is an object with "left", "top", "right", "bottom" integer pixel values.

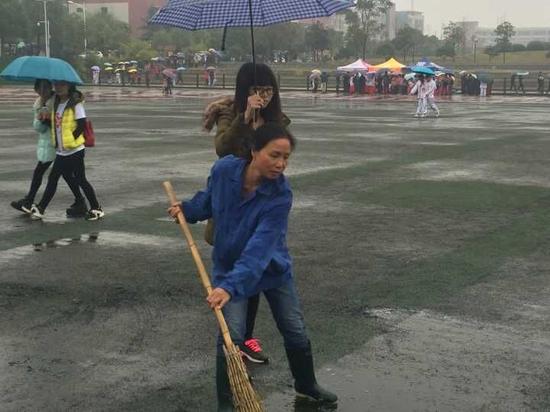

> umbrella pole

[
  {"left": 248, "top": 0, "right": 256, "bottom": 86},
  {"left": 248, "top": 0, "right": 258, "bottom": 124}
]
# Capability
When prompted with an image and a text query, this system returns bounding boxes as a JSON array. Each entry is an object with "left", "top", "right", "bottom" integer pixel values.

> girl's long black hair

[
  {"left": 53, "top": 83, "right": 83, "bottom": 111},
  {"left": 234, "top": 63, "right": 282, "bottom": 123},
  {"left": 34, "top": 79, "right": 54, "bottom": 106}
]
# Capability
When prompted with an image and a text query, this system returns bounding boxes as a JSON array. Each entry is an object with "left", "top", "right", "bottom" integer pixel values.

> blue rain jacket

[{"left": 182, "top": 155, "right": 293, "bottom": 301}]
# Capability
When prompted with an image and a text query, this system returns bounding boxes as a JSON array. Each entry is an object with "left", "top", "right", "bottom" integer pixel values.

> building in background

[
  {"left": 457, "top": 21, "right": 479, "bottom": 50},
  {"left": 395, "top": 11, "right": 424, "bottom": 34},
  {"left": 380, "top": 2, "right": 396, "bottom": 41},
  {"left": 67, "top": 0, "right": 165, "bottom": 37}
]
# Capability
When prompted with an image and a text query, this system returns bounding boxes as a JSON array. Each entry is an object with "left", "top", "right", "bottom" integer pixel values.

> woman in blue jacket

[{"left": 168, "top": 123, "right": 336, "bottom": 411}]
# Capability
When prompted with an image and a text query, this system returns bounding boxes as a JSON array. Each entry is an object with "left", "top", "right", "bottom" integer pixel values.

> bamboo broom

[{"left": 163, "top": 181, "right": 265, "bottom": 412}]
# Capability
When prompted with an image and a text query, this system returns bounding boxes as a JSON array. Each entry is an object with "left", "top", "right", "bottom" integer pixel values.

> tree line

[{"left": 1, "top": 0, "right": 547, "bottom": 67}]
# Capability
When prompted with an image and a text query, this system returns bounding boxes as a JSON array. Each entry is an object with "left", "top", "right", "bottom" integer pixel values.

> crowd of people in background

[
  {"left": 84, "top": 54, "right": 550, "bottom": 100},
  {"left": 331, "top": 71, "right": 454, "bottom": 97},
  {"left": 460, "top": 73, "right": 493, "bottom": 96}
]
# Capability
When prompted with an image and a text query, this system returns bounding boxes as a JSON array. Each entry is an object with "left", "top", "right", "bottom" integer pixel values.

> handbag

[{"left": 83, "top": 119, "right": 95, "bottom": 147}]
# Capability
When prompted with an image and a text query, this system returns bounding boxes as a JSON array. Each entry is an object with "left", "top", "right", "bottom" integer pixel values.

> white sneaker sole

[
  {"left": 240, "top": 350, "right": 269, "bottom": 364},
  {"left": 86, "top": 211, "right": 105, "bottom": 221}
]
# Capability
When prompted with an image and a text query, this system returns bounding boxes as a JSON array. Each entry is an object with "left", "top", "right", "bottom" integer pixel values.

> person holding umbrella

[
  {"left": 410, "top": 74, "right": 427, "bottom": 117},
  {"left": 167, "top": 123, "right": 337, "bottom": 410},
  {"left": 162, "top": 68, "right": 174, "bottom": 95},
  {"left": 424, "top": 75, "right": 440, "bottom": 117},
  {"left": 518, "top": 74, "right": 526, "bottom": 95},
  {"left": 10, "top": 79, "right": 85, "bottom": 217},
  {"left": 203, "top": 62, "right": 290, "bottom": 365},
  {"left": 207, "top": 67, "right": 217, "bottom": 87},
  {"left": 320, "top": 71, "right": 329, "bottom": 93},
  {"left": 537, "top": 72, "right": 545, "bottom": 95},
  {"left": 91, "top": 66, "right": 101, "bottom": 85},
  {"left": 30, "top": 81, "right": 104, "bottom": 221}
]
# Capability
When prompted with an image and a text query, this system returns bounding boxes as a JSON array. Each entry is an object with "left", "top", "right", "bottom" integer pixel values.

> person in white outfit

[
  {"left": 410, "top": 75, "right": 427, "bottom": 118},
  {"left": 479, "top": 81, "right": 487, "bottom": 97},
  {"left": 424, "top": 76, "right": 440, "bottom": 117},
  {"left": 93, "top": 71, "right": 99, "bottom": 85}
]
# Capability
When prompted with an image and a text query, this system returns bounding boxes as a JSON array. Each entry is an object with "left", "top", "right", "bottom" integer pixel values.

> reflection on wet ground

[{"left": 32, "top": 233, "right": 99, "bottom": 252}]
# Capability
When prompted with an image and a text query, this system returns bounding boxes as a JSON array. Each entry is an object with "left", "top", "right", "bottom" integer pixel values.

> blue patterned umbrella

[
  {"left": 150, "top": 0, "right": 354, "bottom": 30},
  {"left": 0, "top": 56, "right": 83, "bottom": 84},
  {"left": 150, "top": 0, "right": 353, "bottom": 77}
]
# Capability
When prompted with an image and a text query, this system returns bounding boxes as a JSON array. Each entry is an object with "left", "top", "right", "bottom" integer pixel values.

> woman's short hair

[
  {"left": 252, "top": 123, "right": 296, "bottom": 152},
  {"left": 234, "top": 63, "right": 282, "bottom": 123}
]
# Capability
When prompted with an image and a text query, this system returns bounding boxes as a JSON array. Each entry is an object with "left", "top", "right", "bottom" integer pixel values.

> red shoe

[{"left": 240, "top": 338, "right": 269, "bottom": 364}]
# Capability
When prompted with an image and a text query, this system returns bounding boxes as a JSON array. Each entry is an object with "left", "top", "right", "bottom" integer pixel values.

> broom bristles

[{"left": 224, "top": 343, "right": 265, "bottom": 412}]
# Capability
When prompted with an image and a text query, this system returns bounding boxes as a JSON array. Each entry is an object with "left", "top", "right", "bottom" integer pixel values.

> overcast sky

[{"left": 393, "top": 0, "right": 550, "bottom": 36}]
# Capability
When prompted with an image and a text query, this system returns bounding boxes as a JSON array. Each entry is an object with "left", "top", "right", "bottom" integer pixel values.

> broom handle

[{"left": 163, "top": 181, "right": 234, "bottom": 349}]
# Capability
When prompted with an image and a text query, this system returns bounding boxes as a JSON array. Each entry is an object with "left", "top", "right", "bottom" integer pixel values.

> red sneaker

[{"left": 240, "top": 338, "right": 269, "bottom": 364}]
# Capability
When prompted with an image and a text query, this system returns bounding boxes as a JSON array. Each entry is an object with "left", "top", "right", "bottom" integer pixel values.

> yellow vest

[{"left": 51, "top": 104, "right": 85, "bottom": 150}]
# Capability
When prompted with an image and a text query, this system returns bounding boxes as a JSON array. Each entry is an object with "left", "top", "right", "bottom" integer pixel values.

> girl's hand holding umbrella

[
  {"left": 38, "top": 106, "right": 50, "bottom": 121},
  {"left": 244, "top": 93, "right": 264, "bottom": 125}
]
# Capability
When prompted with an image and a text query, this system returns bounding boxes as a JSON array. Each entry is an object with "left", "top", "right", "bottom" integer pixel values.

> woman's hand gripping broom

[{"left": 163, "top": 181, "right": 265, "bottom": 412}]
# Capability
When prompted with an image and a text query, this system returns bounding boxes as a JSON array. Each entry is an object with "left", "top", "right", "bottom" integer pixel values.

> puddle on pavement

[
  {"left": 1, "top": 231, "right": 181, "bottom": 264},
  {"left": 33, "top": 233, "right": 99, "bottom": 251},
  {"left": 264, "top": 308, "right": 550, "bottom": 411}
]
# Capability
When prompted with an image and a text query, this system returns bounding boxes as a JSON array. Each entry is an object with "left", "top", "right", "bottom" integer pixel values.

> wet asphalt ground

[{"left": 1, "top": 86, "right": 550, "bottom": 411}]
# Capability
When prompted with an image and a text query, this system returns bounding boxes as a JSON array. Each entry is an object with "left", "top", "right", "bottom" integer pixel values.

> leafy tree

[
  {"left": 256, "top": 23, "right": 306, "bottom": 62},
  {"left": 494, "top": 21, "right": 515, "bottom": 63},
  {"left": 392, "top": 26, "right": 423, "bottom": 62},
  {"left": 511, "top": 43, "right": 525, "bottom": 52},
  {"left": 86, "top": 12, "right": 130, "bottom": 55},
  {"left": 436, "top": 42, "right": 456, "bottom": 60},
  {"left": 0, "top": 0, "right": 26, "bottom": 44},
  {"left": 223, "top": 27, "right": 253, "bottom": 61},
  {"left": 304, "top": 23, "right": 330, "bottom": 62},
  {"left": 375, "top": 41, "right": 395, "bottom": 58},
  {"left": 442, "top": 21, "right": 465, "bottom": 53},
  {"left": 420, "top": 35, "right": 443, "bottom": 58},
  {"left": 1, "top": 0, "right": 42, "bottom": 56},
  {"left": 344, "top": 0, "right": 393, "bottom": 59},
  {"left": 120, "top": 39, "right": 156, "bottom": 61},
  {"left": 52, "top": 13, "right": 86, "bottom": 59},
  {"left": 526, "top": 40, "right": 550, "bottom": 51},
  {"left": 485, "top": 45, "right": 499, "bottom": 62}
]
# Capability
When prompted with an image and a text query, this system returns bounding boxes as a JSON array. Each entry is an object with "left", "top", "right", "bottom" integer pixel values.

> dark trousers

[
  {"left": 26, "top": 161, "right": 82, "bottom": 204},
  {"left": 244, "top": 294, "right": 260, "bottom": 340},
  {"left": 38, "top": 150, "right": 99, "bottom": 211},
  {"left": 26, "top": 161, "right": 52, "bottom": 203}
]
